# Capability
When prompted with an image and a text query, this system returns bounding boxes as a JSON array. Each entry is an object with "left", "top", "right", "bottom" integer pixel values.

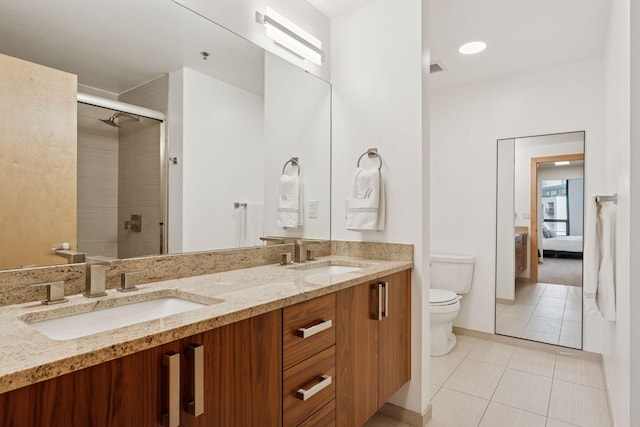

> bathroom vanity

[{"left": 0, "top": 256, "right": 411, "bottom": 427}]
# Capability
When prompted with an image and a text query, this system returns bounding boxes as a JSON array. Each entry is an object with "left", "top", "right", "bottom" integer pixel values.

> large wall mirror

[
  {"left": 496, "top": 131, "right": 584, "bottom": 349},
  {"left": 0, "top": 0, "right": 331, "bottom": 270}
]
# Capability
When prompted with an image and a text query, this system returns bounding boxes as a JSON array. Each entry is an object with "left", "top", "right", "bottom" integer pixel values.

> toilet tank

[{"left": 430, "top": 254, "right": 475, "bottom": 295}]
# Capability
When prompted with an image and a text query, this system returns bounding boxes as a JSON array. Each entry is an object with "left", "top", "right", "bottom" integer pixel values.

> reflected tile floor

[
  {"left": 496, "top": 282, "right": 583, "bottom": 348},
  {"left": 364, "top": 335, "right": 612, "bottom": 427}
]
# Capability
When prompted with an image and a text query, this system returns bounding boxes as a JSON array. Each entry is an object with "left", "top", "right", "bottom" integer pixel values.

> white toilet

[{"left": 429, "top": 254, "right": 475, "bottom": 356}]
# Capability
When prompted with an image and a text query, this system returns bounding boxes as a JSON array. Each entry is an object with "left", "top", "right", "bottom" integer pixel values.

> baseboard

[
  {"left": 378, "top": 402, "right": 432, "bottom": 427},
  {"left": 453, "top": 326, "right": 602, "bottom": 362},
  {"left": 496, "top": 298, "right": 515, "bottom": 305}
]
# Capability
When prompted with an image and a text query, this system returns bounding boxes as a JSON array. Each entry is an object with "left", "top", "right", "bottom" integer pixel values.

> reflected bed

[{"left": 542, "top": 235, "right": 583, "bottom": 259}]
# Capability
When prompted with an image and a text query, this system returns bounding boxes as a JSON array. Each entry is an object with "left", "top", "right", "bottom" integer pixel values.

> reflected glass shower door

[{"left": 77, "top": 103, "right": 164, "bottom": 259}]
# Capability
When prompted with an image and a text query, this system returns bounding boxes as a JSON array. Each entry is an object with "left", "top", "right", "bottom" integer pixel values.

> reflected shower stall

[{"left": 77, "top": 97, "right": 166, "bottom": 259}]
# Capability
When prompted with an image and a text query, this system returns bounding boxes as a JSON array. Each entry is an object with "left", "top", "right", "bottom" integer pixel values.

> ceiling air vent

[{"left": 430, "top": 61, "right": 446, "bottom": 74}]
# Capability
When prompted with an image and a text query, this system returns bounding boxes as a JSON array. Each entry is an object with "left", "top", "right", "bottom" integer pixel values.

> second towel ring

[
  {"left": 282, "top": 157, "right": 300, "bottom": 175},
  {"left": 357, "top": 148, "right": 383, "bottom": 171}
]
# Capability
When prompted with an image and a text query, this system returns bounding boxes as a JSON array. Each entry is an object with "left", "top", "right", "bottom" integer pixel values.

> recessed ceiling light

[
  {"left": 458, "top": 41, "right": 487, "bottom": 55},
  {"left": 555, "top": 161, "right": 570, "bottom": 166}
]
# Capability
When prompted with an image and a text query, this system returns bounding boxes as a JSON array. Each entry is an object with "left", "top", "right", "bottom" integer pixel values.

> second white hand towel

[
  {"left": 277, "top": 174, "right": 303, "bottom": 228},
  {"left": 584, "top": 195, "right": 617, "bottom": 321},
  {"left": 583, "top": 196, "right": 599, "bottom": 315},
  {"left": 346, "top": 167, "right": 385, "bottom": 231}
]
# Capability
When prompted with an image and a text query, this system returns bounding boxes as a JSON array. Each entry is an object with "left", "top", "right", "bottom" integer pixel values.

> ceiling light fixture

[
  {"left": 554, "top": 161, "right": 571, "bottom": 166},
  {"left": 256, "top": 7, "right": 324, "bottom": 66},
  {"left": 458, "top": 41, "right": 487, "bottom": 55}
]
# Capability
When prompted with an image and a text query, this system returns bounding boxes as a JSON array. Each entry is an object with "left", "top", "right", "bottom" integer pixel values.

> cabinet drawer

[
  {"left": 284, "top": 346, "right": 336, "bottom": 427},
  {"left": 297, "top": 399, "right": 335, "bottom": 427},
  {"left": 283, "top": 293, "right": 336, "bottom": 369}
]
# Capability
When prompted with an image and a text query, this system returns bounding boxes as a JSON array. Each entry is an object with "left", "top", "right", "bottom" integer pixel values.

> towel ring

[
  {"left": 282, "top": 157, "right": 300, "bottom": 175},
  {"left": 357, "top": 148, "right": 383, "bottom": 171}
]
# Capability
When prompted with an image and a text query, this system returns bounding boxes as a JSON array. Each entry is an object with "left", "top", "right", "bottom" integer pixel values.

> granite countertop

[{"left": 0, "top": 255, "right": 412, "bottom": 394}]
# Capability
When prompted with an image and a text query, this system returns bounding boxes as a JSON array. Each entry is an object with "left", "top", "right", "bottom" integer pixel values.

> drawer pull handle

[
  {"left": 381, "top": 281, "right": 389, "bottom": 318},
  {"left": 296, "top": 319, "right": 333, "bottom": 338},
  {"left": 187, "top": 344, "right": 204, "bottom": 417},
  {"left": 296, "top": 375, "right": 332, "bottom": 401},
  {"left": 162, "top": 352, "right": 180, "bottom": 427}
]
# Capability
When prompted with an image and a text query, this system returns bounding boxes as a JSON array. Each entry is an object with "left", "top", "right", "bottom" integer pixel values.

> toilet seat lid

[{"left": 430, "top": 289, "right": 458, "bottom": 305}]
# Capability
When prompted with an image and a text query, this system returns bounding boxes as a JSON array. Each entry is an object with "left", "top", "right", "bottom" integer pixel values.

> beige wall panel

[{"left": 0, "top": 53, "right": 77, "bottom": 269}]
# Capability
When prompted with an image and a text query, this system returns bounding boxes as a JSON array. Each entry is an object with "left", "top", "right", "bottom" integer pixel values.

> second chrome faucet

[{"left": 84, "top": 256, "right": 122, "bottom": 298}]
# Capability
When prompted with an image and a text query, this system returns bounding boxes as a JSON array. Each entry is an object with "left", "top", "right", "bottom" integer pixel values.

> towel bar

[
  {"left": 282, "top": 157, "right": 300, "bottom": 175},
  {"left": 357, "top": 148, "right": 383, "bottom": 171},
  {"left": 595, "top": 194, "right": 617, "bottom": 204}
]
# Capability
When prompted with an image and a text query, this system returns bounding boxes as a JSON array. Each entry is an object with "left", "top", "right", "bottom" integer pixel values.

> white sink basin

[
  {"left": 25, "top": 297, "right": 209, "bottom": 340},
  {"left": 300, "top": 265, "right": 364, "bottom": 275}
]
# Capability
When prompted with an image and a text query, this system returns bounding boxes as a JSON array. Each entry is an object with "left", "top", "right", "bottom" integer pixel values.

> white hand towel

[
  {"left": 583, "top": 196, "right": 599, "bottom": 315},
  {"left": 583, "top": 195, "right": 617, "bottom": 321},
  {"left": 233, "top": 204, "right": 247, "bottom": 247},
  {"left": 346, "top": 168, "right": 385, "bottom": 231},
  {"left": 597, "top": 203, "right": 616, "bottom": 321},
  {"left": 277, "top": 174, "right": 303, "bottom": 228}
]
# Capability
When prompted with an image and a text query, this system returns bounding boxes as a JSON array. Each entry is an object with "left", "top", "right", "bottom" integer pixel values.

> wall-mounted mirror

[
  {"left": 496, "top": 131, "right": 584, "bottom": 349},
  {"left": 0, "top": 0, "right": 331, "bottom": 270}
]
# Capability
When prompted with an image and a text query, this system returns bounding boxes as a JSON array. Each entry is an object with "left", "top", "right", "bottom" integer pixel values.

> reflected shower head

[{"left": 99, "top": 112, "right": 140, "bottom": 128}]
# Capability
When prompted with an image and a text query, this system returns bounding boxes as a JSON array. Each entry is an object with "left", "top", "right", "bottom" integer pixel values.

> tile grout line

[
  {"left": 476, "top": 344, "right": 516, "bottom": 426},
  {"left": 544, "top": 353, "right": 559, "bottom": 421}
]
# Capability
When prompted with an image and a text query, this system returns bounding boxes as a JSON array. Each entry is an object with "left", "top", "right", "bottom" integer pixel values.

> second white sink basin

[
  {"left": 25, "top": 296, "right": 210, "bottom": 340},
  {"left": 303, "top": 265, "right": 364, "bottom": 275}
]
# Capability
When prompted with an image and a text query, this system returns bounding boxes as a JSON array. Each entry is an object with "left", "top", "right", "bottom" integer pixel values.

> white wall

[
  {"left": 169, "top": 67, "right": 265, "bottom": 252},
  {"left": 496, "top": 140, "right": 515, "bottom": 301},
  {"left": 630, "top": 2, "right": 640, "bottom": 424},
  {"left": 332, "top": 0, "right": 429, "bottom": 415},
  {"left": 263, "top": 53, "right": 331, "bottom": 240},
  {"left": 430, "top": 58, "right": 605, "bottom": 352},
  {"left": 174, "top": 0, "right": 330, "bottom": 81},
  {"left": 602, "top": 0, "right": 631, "bottom": 425}
]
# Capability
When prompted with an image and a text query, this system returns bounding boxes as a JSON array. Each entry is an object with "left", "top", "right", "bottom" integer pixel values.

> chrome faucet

[
  {"left": 84, "top": 256, "right": 122, "bottom": 298},
  {"left": 294, "top": 240, "right": 321, "bottom": 263},
  {"left": 31, "top": 281, "right": 68, "bottom": 305}
]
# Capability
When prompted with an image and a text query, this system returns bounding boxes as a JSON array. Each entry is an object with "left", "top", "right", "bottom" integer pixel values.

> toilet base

[{"left": 430, "top": 321, "right": 457, "bottom": 356}]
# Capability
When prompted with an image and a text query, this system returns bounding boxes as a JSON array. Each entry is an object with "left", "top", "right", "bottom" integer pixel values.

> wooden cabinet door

[
  {"left": 378, "top": 270, "right": 411, "bottom": 404},
  {"left": 335, "top": 283, "right": 379, "bottom": 427},
  {"left": 183, "top": 310, "right": 282, "bottom": 427},
  {"left": 0, "top": 338, "right": 182, "bottom": 427},
  {"left": 0, "top": 311, "right": 282, "bottom": 427}
]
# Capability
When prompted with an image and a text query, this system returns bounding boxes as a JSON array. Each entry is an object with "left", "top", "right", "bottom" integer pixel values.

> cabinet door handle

[
  {"left": 187, "top": 344, "right": 204, "bottom": 417},
  {"left": 371, "top": 283, "right": 383, "bottom": 320},
  {"left": 296, "top": 319, "right": 333, "bottom": 338},
  {"left": 381, "top": 281, "right": 389, "bottom": 318},
  {"left": 296, "top": 375, "right": 332, "bottom": 401},
  {"left": 162, "top": 352, "right": 180, "bottom": 427}
]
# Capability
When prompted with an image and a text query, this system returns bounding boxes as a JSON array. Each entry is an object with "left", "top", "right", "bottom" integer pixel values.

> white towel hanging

[
  {"left": 583, "top": 195, "right": 616, "bottom": 321},
  {"left": 277, "top": 174, "right": 303, "bottom": 228},
  {"left": 346, "top": 167, "right": 385, "bottom": 231}
]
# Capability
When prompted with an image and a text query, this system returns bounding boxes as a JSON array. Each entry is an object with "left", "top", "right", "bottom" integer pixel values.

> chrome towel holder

[
  {"left": 595, "top": 194, "right": 617, "bottom": 204},
  {"left": 282, "top": 157, "right": 300, "bottom": 175},
  {"left": 357, "top": 147, "right": 383, "bottom": 171}
]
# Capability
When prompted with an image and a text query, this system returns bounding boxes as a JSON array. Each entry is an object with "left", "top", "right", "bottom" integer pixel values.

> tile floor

[
  {"left": 364, "top": 335, "right": 611, "bottom": 427},
  {"left": 496, "top": 282, "right": 582, "bottom": 348}
]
